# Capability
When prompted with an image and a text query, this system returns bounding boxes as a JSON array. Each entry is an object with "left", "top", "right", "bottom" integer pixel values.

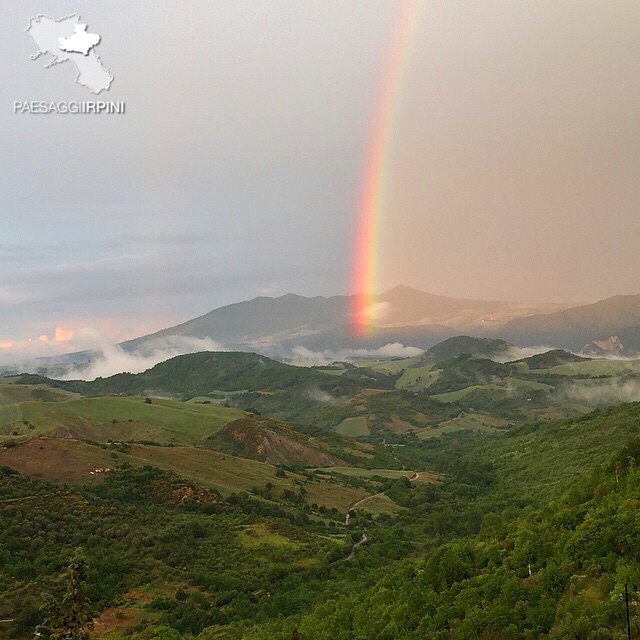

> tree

[{"left": 36, "top": 551, "right": 94, "bottom": 640}]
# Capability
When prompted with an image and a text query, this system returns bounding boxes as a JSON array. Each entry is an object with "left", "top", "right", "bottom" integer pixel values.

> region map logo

[
  {"left": 27, "top": 14, "right": 112, "bottom": 94},
  {"left": 15, "top": 14, "right": 124, "bottom": 115}
]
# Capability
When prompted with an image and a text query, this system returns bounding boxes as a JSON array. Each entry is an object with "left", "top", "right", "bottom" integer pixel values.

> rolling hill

[
  {"left": 14, "top": 340, "right": 640, "bottom": 444},
  {"left": 207, "top": 416, "right": 344, "bottom": 466},
  {"left": 18, "top": 351, "right": 364, "bottom": 399},
  {"left": 3, "top": 339, "right": 640, "bottom": 640},
  {"left": 425, "top": 336, "right": 513, "bottom": 362}
]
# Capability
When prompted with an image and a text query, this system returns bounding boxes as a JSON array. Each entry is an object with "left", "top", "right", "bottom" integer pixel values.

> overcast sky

[{"left": 2, "top": 1, "right": 640, "bottom": 356}]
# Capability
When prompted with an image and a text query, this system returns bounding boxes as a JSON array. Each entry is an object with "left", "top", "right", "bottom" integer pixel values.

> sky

[{"left": 1, "top": 1, "right": 640, "bottom": 358}]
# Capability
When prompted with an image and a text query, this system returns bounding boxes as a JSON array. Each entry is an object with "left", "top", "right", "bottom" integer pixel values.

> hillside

[
  {"left": 15, "top": 342, "right": 640, "bottom": 444},
  {"left": 125, "top": 287, "right": 565, "bottom": 351},
  {"left": 0, "top": 465, "right": 373, "bottom": 638},
  {"left": 498, "top": 294, "right": 640, "bottom": 352},
  {"left": 3, "top": 349, "right": 640, "bottom": 640},
  {"left": 217, "top": 403, "right": 640, "bottom": 640},
  {"left": 123, "top": 294, "right": 350, "bottom": 351},
  {"left": 377, "top": 286, "right": 564, "bottom": 328},
  {"left": 18, "top": 291, "right": 640, "bottom": 377},
  {"left": 0, "top": 394, "right": 244, "bottom": 445},
  {"left": 238, "top": 427, "right": 640, "bottom": 639},
  {"left": 207, "top": 416, "right": 344, "bottom": 466}
]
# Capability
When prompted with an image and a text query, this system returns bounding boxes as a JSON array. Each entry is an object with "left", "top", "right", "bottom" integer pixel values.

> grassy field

[
  {"left": 417, "top": 412, "right": 508, "bottom": 439},
  {"left": 355, "top": 355, "right": 425, "bottom": 375},
  {"left": 0, "top": 395, "right": 244, "bottom": 444},
  {"left": 335, "top": 416, "right": 369, "bottom": 437},
  {"left": 356, "top": 493, "right": 405, "bottom": 515},
  {"left": 395, "top": 365, "right": 440, "bottom": 391},
  {"left": 314, "top": 366, "right": 347, "bottom": 377},
  {"left": 0, "top": 379, "right": 76, "bottom": 405},
  {"left": 238, "top": 523, "right": 300, "bottom": 549},
  {"left": 502, "top": 378, "right": 554, "bottom": 392},
  {"left": 430, "top": 384, "right": 507, "bottom": 403},
  {"left": 0, "top": 437, "right": 388, "bottom": 513},
  {"left": 317, "top": 466, "right": 423, "bottom": 480},
  {"left": 0, "top": 438, "right": 123, "bottom": 483},
  {"left": 429, "top": 377, "right": 552, "bottom": 404}
]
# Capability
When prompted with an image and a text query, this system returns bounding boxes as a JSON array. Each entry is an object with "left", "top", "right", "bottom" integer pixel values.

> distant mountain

[
  {"left": 122, "top": 286, "right": 567, "bottom": 355},
  {"left": 377, "top": 285, "right": 565, "bottom": 328},
  {"left": 24, "top": 289, "right": 640, "bottom": 378},
  {"left": 123, "top": 293, "right": 349, "bottom": 353},
  {"left": 276, "top": 323, "right": 456, "bottom": 353},
  {"left": 496, "top": 294, "right": 640, "bottom": 352}
]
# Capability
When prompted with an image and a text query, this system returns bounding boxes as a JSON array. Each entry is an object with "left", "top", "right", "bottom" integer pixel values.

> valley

[{"left": 2, "top": 335, "right": 640, "bottom": 638}]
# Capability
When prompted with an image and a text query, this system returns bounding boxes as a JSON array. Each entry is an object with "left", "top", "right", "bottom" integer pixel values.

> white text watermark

[{"left": 13, "top": 100, "right": 125, "bottom": 114}]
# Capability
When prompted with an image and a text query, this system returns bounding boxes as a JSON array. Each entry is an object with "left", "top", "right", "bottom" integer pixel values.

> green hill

[
  {"left": 426, "top": 355, "right": 512, "bottom": 393},
  {"left": 517, "top": 349, "right": 589, "bottom": 370},
  {"left": 4, "top": 356, "right": 640, "bottom": 640},
  {"left": 426, "top": 336, "right": 512, "bottom": 362},
  {"left": 0, "top": 392, "right": 244, "bottom": 445},
  {"left": 17, "top": 351, "right": 363, "bottom": 400}
]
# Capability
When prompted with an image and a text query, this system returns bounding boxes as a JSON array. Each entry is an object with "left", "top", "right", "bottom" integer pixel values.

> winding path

[
  {"left": 344, "top": 471, "right": 421, "bottom": 525},
  {"left": 345, "top": 492, "right": 384, "bottom": 525},
  {"left": 344, "top": 533, "right": 368, "bottom": 560},
  {"left": 338, "top": 468, "right": 424, "bottom": 566}
]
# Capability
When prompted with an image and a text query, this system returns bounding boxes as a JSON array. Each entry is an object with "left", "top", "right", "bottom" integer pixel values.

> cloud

[
  {"left": 0, "top": 286, "right": 32, "bottom": 305},
  {"left": 54, "top": 327, "right": 75, "bottom": 342},
  {"left": 288, "top": 342, "right": 423, "bottom": 366},
  {"left": 563, "top": 379, "right": 640, "bottom": 406},
  {"left": 58, "top": 332, "right": 227, "bottom": 381},
  {"left": 305, "top": 388, "right": 336, "bottom": 403},
  {"left": 495, "top": 345, "right": 561, "bottom": 363},
  {"left": 0, "top": 329, "right": 226, "bottom": 380}
]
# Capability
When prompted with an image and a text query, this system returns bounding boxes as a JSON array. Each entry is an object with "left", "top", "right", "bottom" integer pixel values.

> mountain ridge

[
  {"left": 121, "top": 286, "right": 571, "bottom": 353},
  {"left": 18, "top": 288, "right": 640, "bottom": 377},
  {"left": 496, "top": 293, "right": 640, "bottom": 351}
]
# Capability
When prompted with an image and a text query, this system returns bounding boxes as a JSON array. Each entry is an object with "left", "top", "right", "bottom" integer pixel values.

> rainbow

[{"left": 350, "top": 0, "right": 425, "bottom": 336}]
